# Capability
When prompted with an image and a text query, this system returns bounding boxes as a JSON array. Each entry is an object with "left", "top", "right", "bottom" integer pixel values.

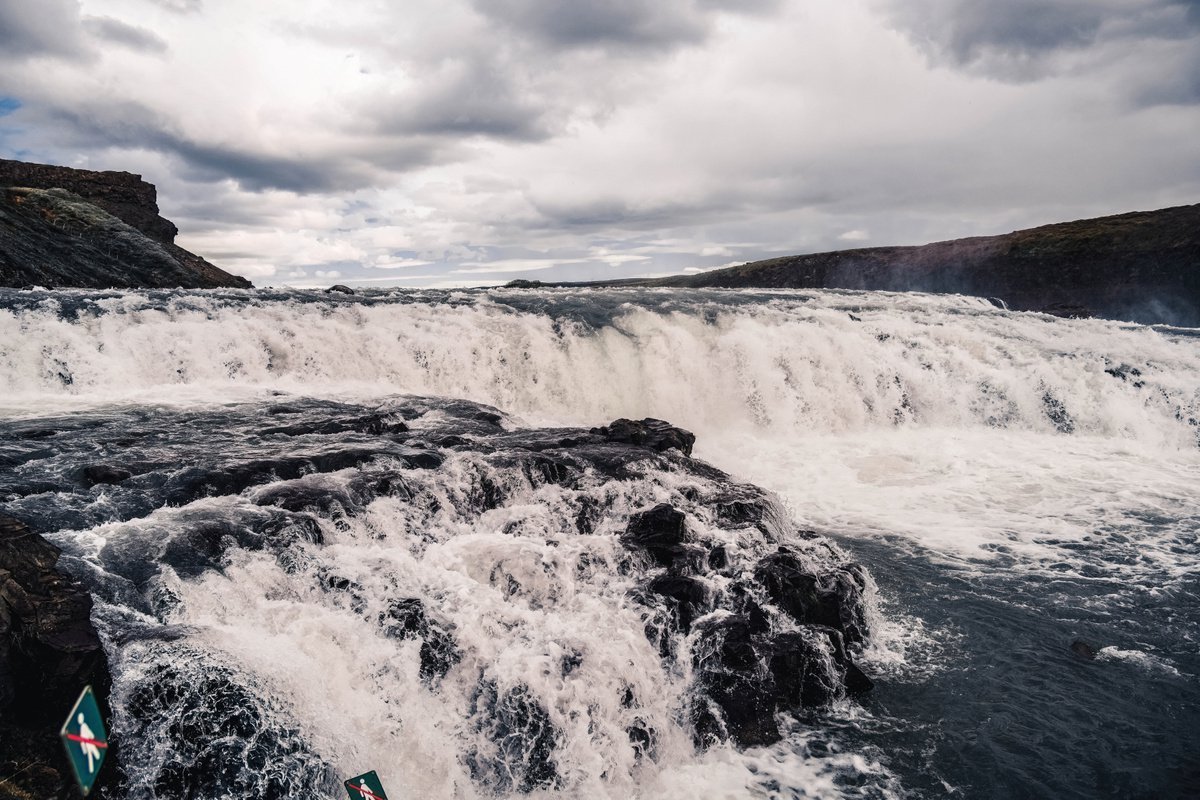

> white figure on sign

[
  {"left": 355, "top": 783, "right": 374, "bottom": 799},
  {"left": 77, "top": 713, "right": 101, "bottom": 773}
]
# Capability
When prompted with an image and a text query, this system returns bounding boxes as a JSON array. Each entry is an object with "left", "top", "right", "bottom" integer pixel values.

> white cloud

[{"left": 0, "top": 0, "right": 1196, "bottom": 287}]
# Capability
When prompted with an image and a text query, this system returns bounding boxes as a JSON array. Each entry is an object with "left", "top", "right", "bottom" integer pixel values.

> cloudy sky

[{"left": 2, "top": 0, "right": 1198, "bottom": 287}]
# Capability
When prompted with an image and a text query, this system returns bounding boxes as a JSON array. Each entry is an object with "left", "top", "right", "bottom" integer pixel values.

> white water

[
  {"left": 5, "top": 287, "right": 1200, "bottom": 798},
  {"left": 5, "top": 288, "right": 1199, "bottom": 581}
]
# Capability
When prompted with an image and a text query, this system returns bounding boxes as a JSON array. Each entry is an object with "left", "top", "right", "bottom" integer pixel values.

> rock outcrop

[
  {"left": 0, "top": 514, "right": 115, "bottom": 799},
  {"left": 0, "top": 398, "right": 876, "bottom": 795},
  {"left": 642, "top": 203, "right": 1200, "bottom": 327},
  {"left": 0, "top": 158, "right": 251, "bottom": 289}
]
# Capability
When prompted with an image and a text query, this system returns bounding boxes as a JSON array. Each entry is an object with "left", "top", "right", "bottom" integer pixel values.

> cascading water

[{"left": 2, "top": 286, "right": 1198, "bottom": 799}]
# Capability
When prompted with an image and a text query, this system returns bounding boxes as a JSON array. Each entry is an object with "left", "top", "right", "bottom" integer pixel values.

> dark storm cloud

[
  {"left": 162, "top": 139, "right": 368, "bottom": 193},
  {"left": 876, "top": 0, "right": 1200, "bottom": 82},
  {"left": 82, "top": 16, "right": 168, "bottom": 53},
  {"left": 39, "top": 100, "right": 441, "bottom": 193},
  {"left": 472, "top": 0, "right": 776, "bottom": 49},
  {"left": 374, "top": 54, "right": 551, "bottom": 141},
  {"left": 0, "top": 0, "right": 87, "bottom": 60}
]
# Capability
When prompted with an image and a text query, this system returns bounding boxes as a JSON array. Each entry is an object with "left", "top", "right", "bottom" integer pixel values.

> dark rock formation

[
  {"left": 688, "top": 549, "right": 873, "bottom": 749},
  {"left": 0, "top": 513, "right": 115, "bottom": 799},
  {"left": 590, "top": 418, "right": 696, "bottom": 456},
  {"left": 621, "top": 504, "right": 694, "bottom": 569},
  {"left": 81, "top": 465, "right": 132, "bottom": 487},
  {"left": 1070, "top": 639, "right": 1098, "bottom": 660},
  {"left": 0, "top": 398, "right": 874, "bottom": 791},
  {"left": 0, "top": 159, "right": 178, "bottom": 244},
  {"left": 642, "top": 204, "right": 1200, "bottom": 327},
  {"left": 0, "top": 158, "right": 251, "bottom": 289},
  {"left": 324, "top": 284, "right": 355, "bottom": 295},
  {"left": 755, "top": 548, "right": 870, "bottom": 648}
]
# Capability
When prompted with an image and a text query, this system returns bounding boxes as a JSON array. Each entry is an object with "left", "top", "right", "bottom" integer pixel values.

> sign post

[
  {"left": 59, "top": 686, "right": 108, "bottom": 796},
  {"left": 344, "top": 770, "right": 390, "bottom": 800}
]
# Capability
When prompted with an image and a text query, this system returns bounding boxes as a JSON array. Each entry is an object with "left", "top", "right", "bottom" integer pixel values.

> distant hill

[
  {"left": 0, "top": 158, "right": 251, "bottom": 289},
  {"left": 640, "top": 204, "right": 1200, "bottom": 327}
]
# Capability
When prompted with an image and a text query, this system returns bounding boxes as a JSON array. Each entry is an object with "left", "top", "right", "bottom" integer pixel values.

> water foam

[
  {"left": 7, "top": 287, "right": 1196, "bottom": 583},
  {"left": 2, "top": 289, "right": 1197, "bottom": 451}
]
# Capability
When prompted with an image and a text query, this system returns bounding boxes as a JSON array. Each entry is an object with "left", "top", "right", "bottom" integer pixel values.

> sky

[{"left": 1, "top": 0, "right": 1198, "bottom": 288}]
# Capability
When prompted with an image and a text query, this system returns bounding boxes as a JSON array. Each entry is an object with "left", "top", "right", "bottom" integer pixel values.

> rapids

[{"left": 2, "top": 286, "right": 1198, "bottom": 798}]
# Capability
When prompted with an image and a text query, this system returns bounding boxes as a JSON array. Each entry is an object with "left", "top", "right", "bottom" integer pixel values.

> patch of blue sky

[{"left": 0, "top": 97, "right": 21, "bottom": 117}]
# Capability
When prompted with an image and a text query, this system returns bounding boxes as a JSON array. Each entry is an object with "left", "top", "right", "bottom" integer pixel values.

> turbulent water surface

[{"left": 2, "top": 286, "right": 1198, "bottom": 799}]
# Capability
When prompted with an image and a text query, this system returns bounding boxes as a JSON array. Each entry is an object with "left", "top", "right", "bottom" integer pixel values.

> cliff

[
  {"left": 642, "top": 204, "right": 1200, "bottom": 327},
  {"left": 0, "top": 158, "right": 251, "bottom": 289}
]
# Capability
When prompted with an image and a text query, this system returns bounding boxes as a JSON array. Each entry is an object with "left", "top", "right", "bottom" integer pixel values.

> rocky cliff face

[
  {"left": 646, "top": 204, "right": 1200, "bottom": 327},
  {"left": 0, "top": 514, "right": 116, "bottom": 799},
  {"left": 0, "top": 159, "right": 251, "bottom": 290},
  {"left": 0, "top": 160, "right": 179, "bottom": 245}
]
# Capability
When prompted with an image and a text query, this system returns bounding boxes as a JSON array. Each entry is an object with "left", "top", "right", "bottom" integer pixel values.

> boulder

[
  {"left": 754, "top": 548, "right": 869, "bottom": 648},
  {"left": 647, "top": 575, "right": 709, "bottom": 633},
  {"left": 590, "top": 418, "right": 696, "bottom": 456},
  {"left": 690, "top": 615, "right": 779, "bottom": 747},
  {"left": 620, "top": 504, "right": 691, "bottom": 568},
  {"left": 82, "top": 465, "right": 132, "bottom": 486},
  {"left": 1070, "top": 639, "right": 1098, "bottom": 660},
  {"left": 690, "top": 615, "right": 874, "bottom": 749}
]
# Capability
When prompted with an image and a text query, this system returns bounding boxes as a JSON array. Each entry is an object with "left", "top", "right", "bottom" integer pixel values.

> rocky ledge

[
  {"left": 0, "top": 158, "right": 250, "bottom": 290},
  {"left": 0, "top": 514, "right": 116, "bottom": 799}
]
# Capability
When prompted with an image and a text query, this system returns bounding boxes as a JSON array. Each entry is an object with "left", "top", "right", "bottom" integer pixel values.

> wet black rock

[
  {"left": 261, "top": 412, "right": 408, "bottom": 437},
  {"left": 754, "top": 548, "right": 869, "bottom": 647},
  {"left": 768, "top": 627, "right": 871, "bottom": 708},
  {"left": 621, "top": 504, "right": 690, "bottom": 568},
  {"left": 82, "top": 464, "right": 132, "bottom": 486},
  {"left": 647, "top": 575, "right": 710, "bottom": 633},
  {"left": 590, "top": 418, "right": 696, "bottom": 456},
  {"left": 324, "top": 284, "right": 355, "bottom": 295},
  {"left": 0, "top": 513, "right": 115, "bottom": 798},
  {"left": 627, "top": 718, "right": 657, "bottom": 761},
  {"left": 1071, "top": 639, "right": 1099, "bottom": 660},
  {"left": 690, "top": 616, "right": 873, "bottom": 749},
  {"left": 691, "top": 615, "right": 779, "bottom": 747}
]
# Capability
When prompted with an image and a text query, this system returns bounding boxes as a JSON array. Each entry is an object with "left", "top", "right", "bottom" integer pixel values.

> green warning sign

[
  {"left": 59, "top": 685, "right": 108, "bottom": 796},
  {"left": 344, "top": 769, "right": 389, "bottom": 800}
]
